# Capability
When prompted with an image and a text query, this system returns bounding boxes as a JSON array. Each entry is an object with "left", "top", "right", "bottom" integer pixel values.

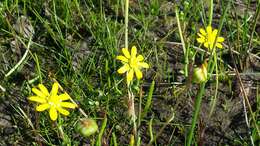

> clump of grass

[{"left": 0, "top": 0, "right": 260, "bottom": 145}]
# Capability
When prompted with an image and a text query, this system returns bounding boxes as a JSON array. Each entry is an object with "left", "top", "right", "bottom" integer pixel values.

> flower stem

[
  {"left": 186, "top": 82, "right": 206, "bottom": 146},
  {"left": 124, "top": 0, "right": 137, "bottom": 140},
  {"left": 128, "top": 86, "right": 137, "bottom": 137},
  {"left": 58, "top": 122, "right": 65, "bottom": 140},
  {"left": 209, "top": 0, "right": 213, "bottom": 26},
  {"left": 124, "top": 0, "right": 129, "bottom": 49},
  {"left": 57, "top": 117, "right": 69, "bottom": 144}
]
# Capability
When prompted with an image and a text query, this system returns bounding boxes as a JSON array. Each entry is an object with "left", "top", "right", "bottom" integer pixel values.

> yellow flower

[
  {"left": 197, "top": 26, "right": 224, "bottom": 50},
  {"left": 116, "top": 46, "right": 149, "bottom": 85},
  {"left": 28, "top": 82, "right": 77, "bottom": 121}
]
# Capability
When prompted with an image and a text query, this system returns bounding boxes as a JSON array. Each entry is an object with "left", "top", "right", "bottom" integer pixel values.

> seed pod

[
  {"left": 192, "top": 61, "right": 207, "bottom": 83},
  {"left": 76, "top": 118, "right": 98, "bottom": 137}
]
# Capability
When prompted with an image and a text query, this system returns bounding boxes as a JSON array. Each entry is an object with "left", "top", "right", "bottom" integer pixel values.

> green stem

[
  {"left": 209, "top": 0, "right": 213, "bottom": 26},
  {"left": 0, "top": 85, "right": 5, "bottom": 92},
  {"left": 186, "top": 83, "right": 206, "bottom": 146},
  {"left": 34, "top": 54, "right": 42, "bottom": 83},
  {"left": 209, "top": 52, "right": 218, "bottom": 116},
  {"left": 147, "top": 112, "right": 175, "bottom": 146},
  {"left": 96, "top": 117, "right": 107, "bottom": 146},
  {"left": 175, "top": 8, "right": 188, "bottom": 77},
  {"left": 248, "top": 0, "right": 260, "bottom": 51},
  {"left": 137, "top": 86, "right": 142, "bottom": 139},
  {"left": 125, "top": 1, "right": 136, "bottom": 137},
  {"left": 112, "top": 132, "right": 118, "bottom": 146},
  {"left": 124, "top": 0, "right": 129, "bottom": 49},
  {"left": 57, "top": 117, "right": 69, "bottom": 143},
  {"left": 5, "top": 37, "right": 32, "bottom": 78}
]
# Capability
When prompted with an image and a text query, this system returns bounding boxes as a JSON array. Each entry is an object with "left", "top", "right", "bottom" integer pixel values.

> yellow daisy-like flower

[
  {"left": 28, "top": 82, "right": 77, "bottom": 121},
  {"left": 197, "top": 26, "right": 225, "bottom": 50},
  {"left": 116, "top": 46, "right": 149, "bottom": 85}
]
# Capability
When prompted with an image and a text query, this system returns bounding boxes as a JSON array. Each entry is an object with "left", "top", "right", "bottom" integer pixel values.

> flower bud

[
  {"left": 76, "top": 118, "right": 98, "bottom": 137},
  {"left": 192, "top": 61, "right": 207, "bottom": 83}
]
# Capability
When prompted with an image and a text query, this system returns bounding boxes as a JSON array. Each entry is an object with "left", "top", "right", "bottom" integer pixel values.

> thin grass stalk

[
  {"left": 175, "top": 8, "right": 188, "bottom": 77},
  {"left": 186, "top": 82, "right": 206, "bottom": 146},
  {"left": 57, "top": 117, "right": 65, "bottom": 140},
  {"left": 137, "top": 85, "right": 142, "bottom": 142},
  {"left": 148, "top": 117, "right": 154, "bottom": 144},
  {"left": 96, "top": 117, "right": 107, "bottom": 146},
  {"left": 147, "top": 112, "right": 175, "bottom": 146},
  {"left": 141, "top": 80, "right": 155, "bottom": 118},
  {"left": 247, "top": 0, "right": 260, "bottom": 52},
  {"left": 5, "top": 37, "right": 32, "bottom": 77},
  {"left": 209, "top": 0, "right": 213, "bottom": 26},
  {"left": 124, "top": 0, "right": 129, "bottom": 49},
  {"left": 209, "top": 52, "right": 219, "bottom": 116},
  {"left": 0, "top": 85, "right": 5, "bottom": 92},
  {"left": 112, "top": 132, "right": 118, "bottom": 146},
  {"left": 34, "top": 54, "right": 42, "bottom": 83}
]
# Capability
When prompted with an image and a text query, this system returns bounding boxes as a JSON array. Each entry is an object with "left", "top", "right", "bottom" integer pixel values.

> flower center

[
  {"left": 129, "top": 58, "right": 138, "bottom": 68},
  {"left": 207, "top": 33, "right": 216, "bottom": 46},
  {"left": 48, "top": 95, "right": 61, "bottom": 107}
]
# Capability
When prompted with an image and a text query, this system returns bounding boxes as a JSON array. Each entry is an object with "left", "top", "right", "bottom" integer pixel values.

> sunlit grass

[{"left": 0, "top": 0, "right": 259, "bottom": 145}]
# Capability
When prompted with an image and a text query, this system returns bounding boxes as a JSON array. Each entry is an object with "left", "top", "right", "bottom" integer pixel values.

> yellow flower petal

[
  {"left": 212, "top": 29, "right": 218, "bottom": 36},
  {"left": 116, "top": 55, "right": 129, "bottom": 63},
  {"left": 57, "top": 107, "right": 70, "bottom": 116},
  {"left": 28, "top": 96, "right": 47, "bottom": 103},
  {"left": 131, "top": 46, "right": 137, "bottom": 58},
  {"left": 127, "top": 69, "right": 134, "bottom": 84},
  {"left": 36, "top": 103, "right": 50, "bottom": 111},
  {"left": 204, "top": 42, "right": 209, "bottom": 49},
  {"left": 197, "top": 33, "right": 205, "bottom": 39},
  {"left": 51, "top": 82, "right": 59, "bottom": 96},
  {"left": 217, "top": 37, "right": 224, "bottom": 42},
  {"left": 198, "top": 26, "right": 224, "bottom": 50},
  {"left": 38, "top": 84, "right": 49, "bottom": 96},
  {"left": 199, "top": 28, "right": 206, "bottom": 36},
  {"left": 49, "top": 95, "right": 60, "bottom": 104},
  {"left": 32, "top": 88, "right": 46, "bottom": 98},
  {"left": 216, "top": 43, "right": 223, "bottom": 49},
  {"left": 138, "top": 62, "right": 149, "bottom": 68},
  {"left": 61, "top": 102, "right": 77, "bottom": 109},
  {"left": 59, "top": 93, "right": 71, "bottom": 101},
  {"left": 134, "top": 68, "right": 143, "bottom": 79},
  {"left": 136, "top": 55, "right": 144, "bottom": 61},
  {"left": 122, "top": 48, "right": 131, "bottom": 58},
  {"left": 49, "top": 107, "right": 58, "bottom": 121},
  {"left": 210, "top": 43, "right": 214, "bottom": 50},
  {"left": 118, "top": 64, "right": 130, "bottom": 74},
  {"left": 206, "top": 26, "right": 212, "bottom": 34},
  {"left": 197, "top": 37, "right": 205, "bottom": 43}
]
